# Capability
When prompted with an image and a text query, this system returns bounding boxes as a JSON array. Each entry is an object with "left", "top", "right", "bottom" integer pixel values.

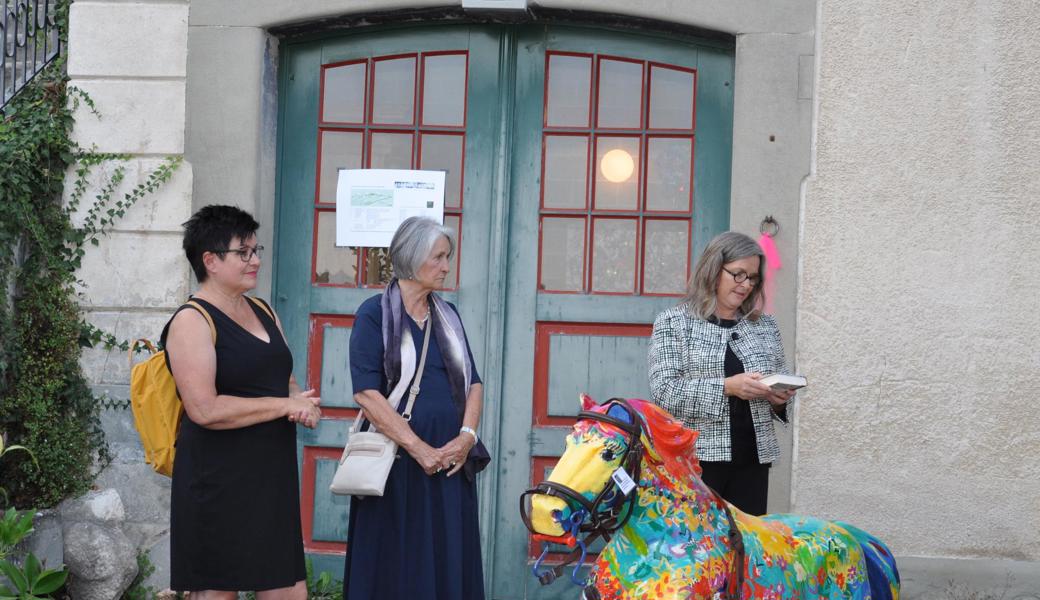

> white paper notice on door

[{"left": 335, "top": 169, "right": 446, "bottom": 248}]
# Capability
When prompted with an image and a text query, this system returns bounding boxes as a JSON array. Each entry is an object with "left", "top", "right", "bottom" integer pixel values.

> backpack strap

[
  {"left": 159, "top": 301, "right": 217, "bottom": 350},
  {"left": 150, "top": 301, "right": 216, "bottom": 374},
  {"left": 184, "top": 299, "right": 216, "bottom": 341},
  {"left": 128, "top": 338, "right": 158, "bottom": 366},
  {"left": 245, "top": 296, "right": 276, "bottom": 324}
]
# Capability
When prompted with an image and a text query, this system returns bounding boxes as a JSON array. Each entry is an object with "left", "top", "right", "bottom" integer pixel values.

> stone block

[
  {"left": 80, "top": 311, "right": 180, "bottom": 385},
  {"left": 71, "top": 80, "right": 185, "bottom": 155},
  {"left": 64, "top": 521, "right": 138, "bottom": 600},
  {"left": 75, "top": 233, "right": 190, "bottom": 309},
  {"left": 95, "top": 385, "right": 138, "bottom": 447},
  {"left": 60, "top": 489, "right": 126, "bottom": 524},
  {"left": 69, "top": 3, "right": 187, "bottom": 78},
  {"left": 20, "top": 510, "right": 63, "bottom": 572},
  {"left": 94, "top": 458, "right": 171, "bottom": 548},
  {"left": 64, "top": 159, "right": 193, "bottom": 233}
]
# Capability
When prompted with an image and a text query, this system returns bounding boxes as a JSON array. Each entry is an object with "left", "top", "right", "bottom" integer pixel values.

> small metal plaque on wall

[{"left": 461, "top": 0, "right": 528, "bottom": 9}]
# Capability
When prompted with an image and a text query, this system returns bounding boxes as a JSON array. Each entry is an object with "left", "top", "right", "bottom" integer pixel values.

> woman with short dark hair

[
  {"left": 165, "top": 204, "right": 321, "bottom": 598},
  {"left": 343, "top": 216, "right": 489, "bottom": 600},
  {"left": 648, "top": 231, "right": 794, "bottom": 515}
]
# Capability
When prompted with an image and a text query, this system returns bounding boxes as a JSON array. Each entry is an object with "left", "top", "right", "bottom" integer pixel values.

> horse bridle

[
  {"left": 519, "top": 398, "right": 644, "bottom": 585},
  {"left": 518, "top": 398, "right": 747, "bottom": 600}
]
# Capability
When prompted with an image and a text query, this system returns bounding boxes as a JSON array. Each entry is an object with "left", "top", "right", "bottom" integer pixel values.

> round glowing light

[{"left": 600, "top": 149, "right": 635, "bottom": 183}]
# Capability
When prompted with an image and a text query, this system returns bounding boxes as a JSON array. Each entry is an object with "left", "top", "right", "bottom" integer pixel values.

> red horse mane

[{"left": 625, "top": 399, "right": 702, "bottom": 477}]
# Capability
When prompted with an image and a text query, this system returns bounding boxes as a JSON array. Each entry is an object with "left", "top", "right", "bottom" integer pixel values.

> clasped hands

[
  {"left": 410, "top": 434, "right": 475, "bottom": 478},
  {"left": 286, "top": 389, "right": 322, "bottom": 428},
  {"left": 724, "top": 372, "right": 795, "bottom": 407}
]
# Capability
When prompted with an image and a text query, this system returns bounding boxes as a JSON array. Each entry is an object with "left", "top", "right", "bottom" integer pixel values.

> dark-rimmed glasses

[
  {"left": 211, "top": 245, "right": 264, "bottom": 262},
  {"left": 721, "top": 266, "right": 760, "bottom": 285}
]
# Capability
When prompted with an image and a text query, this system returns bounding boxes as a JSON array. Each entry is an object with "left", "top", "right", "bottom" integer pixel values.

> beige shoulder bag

[{"left": 330, "top": 320, "right": 432, "bottom": 497}]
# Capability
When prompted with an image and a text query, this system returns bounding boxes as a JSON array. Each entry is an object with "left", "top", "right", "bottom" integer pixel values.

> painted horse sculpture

[{"left": 521, "top": 395, "right": 899, "bottom": 600}]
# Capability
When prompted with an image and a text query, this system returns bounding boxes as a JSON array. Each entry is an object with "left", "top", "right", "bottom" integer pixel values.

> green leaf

[
  {"left": 0, "top": 560, "right": 27, "bottom": 593},
  {"left": 30, "top": 568, "right": 67, "bottom": 595},
  {"left": 22, "top": 553, "right": 40, "bottom": 583}
]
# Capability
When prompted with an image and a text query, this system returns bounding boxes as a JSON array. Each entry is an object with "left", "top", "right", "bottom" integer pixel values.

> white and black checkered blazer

[{"left": 648, "top": 304, "right": 790, "bottom": 464}]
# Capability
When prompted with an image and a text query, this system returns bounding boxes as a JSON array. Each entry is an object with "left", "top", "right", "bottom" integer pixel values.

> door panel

[
  {"left": 275, "top": 25, "right": 500, "bottom": 567},
  {"left": 491, "top": 27, "right": 732, "bottom": 599}
]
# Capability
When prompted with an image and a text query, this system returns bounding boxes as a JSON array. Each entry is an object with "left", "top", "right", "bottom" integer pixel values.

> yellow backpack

[
  {"left": 129, "top": 300, "right": 215, "bottom": 477},
  {"left": 129, "top": 297, "right": 277, "bottom": 476}
]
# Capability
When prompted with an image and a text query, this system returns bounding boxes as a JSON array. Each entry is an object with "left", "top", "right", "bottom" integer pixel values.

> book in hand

[{"left": 760, "top": 374, "right": 807, "bottom": 392}]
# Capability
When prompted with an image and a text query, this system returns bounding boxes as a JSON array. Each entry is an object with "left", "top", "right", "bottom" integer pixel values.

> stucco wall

[{"left": 795, "top": 0, "right": 1040, "bottom": 561}]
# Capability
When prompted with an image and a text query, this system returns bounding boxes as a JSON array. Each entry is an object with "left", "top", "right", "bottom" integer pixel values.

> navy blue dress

[{"left": 343, "top": 295, "right": 485, "bottom": 600}]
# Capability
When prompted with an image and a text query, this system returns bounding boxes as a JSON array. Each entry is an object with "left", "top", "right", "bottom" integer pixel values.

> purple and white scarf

[{"left": 380, "top": 279, "right": 490, "bottom": 480}]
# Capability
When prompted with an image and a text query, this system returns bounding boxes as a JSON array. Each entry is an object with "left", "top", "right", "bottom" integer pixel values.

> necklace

[{"left": 410, "top": 305, "right": 430, "bottom": 327}]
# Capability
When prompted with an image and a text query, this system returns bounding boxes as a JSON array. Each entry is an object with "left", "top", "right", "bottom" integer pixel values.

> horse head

[
  {"left": 522, "top": 394, "right": 645, "bottom": 540},
  {"left": 522, "top": 394, "right": 700, "bottom": 540}
]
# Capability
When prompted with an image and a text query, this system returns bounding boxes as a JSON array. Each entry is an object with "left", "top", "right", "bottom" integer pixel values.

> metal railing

[{"left": 2, "top": 0, "right": 62, "bottom": 112}]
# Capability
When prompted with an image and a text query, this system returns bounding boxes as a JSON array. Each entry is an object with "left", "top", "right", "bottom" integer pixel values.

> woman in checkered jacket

[{"left": 648, "top": 231, "right": 795, "bottom": 515}]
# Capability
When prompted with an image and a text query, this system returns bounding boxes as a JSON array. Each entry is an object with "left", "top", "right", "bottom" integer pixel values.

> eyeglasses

[
  {"left": 721, "top": 266, "right": 760, "bottom": 285},
  {"left": 211, "top": 245, "right": 264, "bottom": 262}
]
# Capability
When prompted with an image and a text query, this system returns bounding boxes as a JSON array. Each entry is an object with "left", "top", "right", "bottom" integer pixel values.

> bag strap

[
  {"left": 400, "top": 319, "right": 432, "bottom": 421},
  {"left": 184, "top": 300, "right": 217, "bottom": 343},
  {"left": 155, "top": 299, "right": 216, "bottom": 352},
  {"left": 245, "top": 295, "right": 276, "bottom": 322},
  {"left": 351, "top": 316, "right": 433, "bottom": 434},
  {"left": 128, "top": 338, "right": 158, "bottom": 366}
]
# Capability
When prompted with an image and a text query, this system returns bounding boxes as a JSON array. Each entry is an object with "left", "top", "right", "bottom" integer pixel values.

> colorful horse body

[{"left": 522, "top": 396, "right": 899, "bottom": 600}]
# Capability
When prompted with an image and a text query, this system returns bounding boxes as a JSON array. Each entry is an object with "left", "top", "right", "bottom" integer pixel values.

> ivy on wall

[{"left": 0, "top": 4, "right": 180, "bottom": 507}]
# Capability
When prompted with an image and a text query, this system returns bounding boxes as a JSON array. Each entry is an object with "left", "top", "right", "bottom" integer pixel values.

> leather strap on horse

[
  {"left": 534, "top": 529, "right": 608, "bottom": 586},
  {"left": 707, "top": 485, "right": 746, "bottom": 600}
]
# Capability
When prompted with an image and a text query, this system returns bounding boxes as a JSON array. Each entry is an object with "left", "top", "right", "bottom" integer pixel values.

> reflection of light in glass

[{"left": 600, "top": 149, "right": 635, "bottom": 183}]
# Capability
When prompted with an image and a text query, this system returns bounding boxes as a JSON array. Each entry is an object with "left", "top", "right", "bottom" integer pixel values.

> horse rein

[{"left": 519, "top": 399, "right": 644, "bottom": 586}]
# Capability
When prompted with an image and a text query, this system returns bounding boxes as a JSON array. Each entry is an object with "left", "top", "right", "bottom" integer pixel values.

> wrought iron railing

[{"left": 2, "top": 0, "right": 62, "bottom": 111}]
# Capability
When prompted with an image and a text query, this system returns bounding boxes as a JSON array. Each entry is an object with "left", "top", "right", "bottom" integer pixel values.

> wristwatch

[{"left": 460, "top": 426, "right": 478, "bottom": 444}]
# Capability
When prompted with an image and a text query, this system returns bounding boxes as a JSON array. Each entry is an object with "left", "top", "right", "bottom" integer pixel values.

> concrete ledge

[
  {"left": 75, "top": 233, "right": 190, "bottom": 308},
  {"left": 71, "top": 80, "right": 186, "bottom": 155},
  {"left": 187, "top": 0, "right": 812, "bottom": 34},
  {"left": 69, "top": 2, "right": 188, "bottom": 78},
  {"left": 898, "top": 556, "right": 1040, "bottom": 600},
  {"left": 64, "top": 159, "right": 193, "bottom": 233},
  {"left": 189, "top": 0, "right": 445, "bottom": 28}
]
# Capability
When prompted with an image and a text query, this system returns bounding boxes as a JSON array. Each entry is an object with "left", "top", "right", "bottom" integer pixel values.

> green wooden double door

[{"left": 274, "top": 22, "right": 733, "bottom": 598}]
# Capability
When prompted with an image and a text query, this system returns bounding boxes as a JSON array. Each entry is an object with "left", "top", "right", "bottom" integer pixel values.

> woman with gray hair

[
  {"left": 648, "top": 231, "right": 795, "bottom": 515},
  {"left": 342, "top": 216, "right": 489, "bottom": 599}
]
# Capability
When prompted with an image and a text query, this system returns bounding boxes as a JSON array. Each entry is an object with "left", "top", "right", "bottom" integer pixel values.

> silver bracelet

[{"left": 460, "top": 426, "right": 478, "bottom": 444}]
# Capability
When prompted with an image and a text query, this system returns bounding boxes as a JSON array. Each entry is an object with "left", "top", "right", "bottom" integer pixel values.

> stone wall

[{"left": 66, "top": 0, "right": 193, "bottom": 590}]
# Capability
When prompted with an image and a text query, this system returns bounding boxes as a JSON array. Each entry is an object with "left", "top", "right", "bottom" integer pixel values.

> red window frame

[
  {"left": 313, "top": 51, "right": 469, "bottom": 290},
  {"left": 537, "top": 51, "right": 697, "bottom": 297}
]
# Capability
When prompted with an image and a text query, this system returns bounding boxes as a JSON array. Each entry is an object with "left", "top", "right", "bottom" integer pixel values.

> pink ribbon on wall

[{"left": 758, "top": 233, "right": 781, "bottom": 315}]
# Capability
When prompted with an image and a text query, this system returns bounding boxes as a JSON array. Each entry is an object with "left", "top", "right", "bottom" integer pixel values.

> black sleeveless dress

[{"left": 168, "top": 297, "right": 305, "bottom": 591}]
